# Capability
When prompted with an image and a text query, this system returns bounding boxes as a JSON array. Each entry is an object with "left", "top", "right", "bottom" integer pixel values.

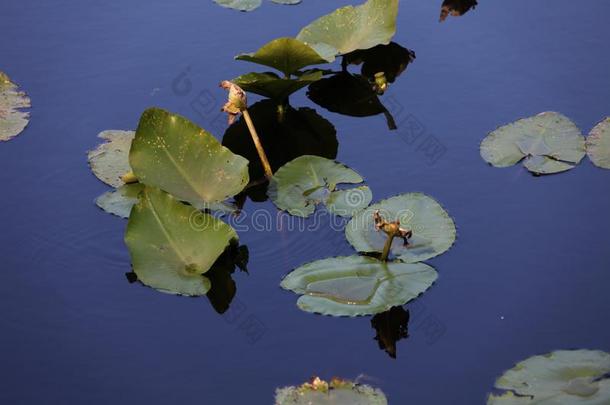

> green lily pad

[
  {"left": 236, "top": 38, "right": 327, "bottom": 77},
  {"left": 586, "top": 117, "right": 610, "bottom": 169},
  {"left": 480, "top": 112, "right": 586, "bottom": 175},
  {"left": 129, "top": 108, "right": 249, "bottom": 206},
  {"left": 0, "top": 72, "right": 31, "bottom": 142},
  {"left": 275, "top": 377, "right": 388, "bottom": 405},
  {"left": 269, "top": 155, "right": 372, "bottom": 217},
  {"left": 281, "top": 255, "right": 437, "bottom": 316},
  {"left": 488, "top": 350, "right": 610, "bottom": 404},
  {"left": 346, "top": 193, "right": 456, "bottom": 263},
  {"left": 125, "top": 187, "right": 237, "bottom": 296},
  {"left": 296, "top": 0, "right": 399, "bottom": 62},
  {"left": 233, "top": 70, "right": 323, "bottom": 101},
  {"left": 214, "top": 0, "right": 262, "bottom": 11},
  {"left": 88, "top": 130, "right": 135, "bottom": 187}
]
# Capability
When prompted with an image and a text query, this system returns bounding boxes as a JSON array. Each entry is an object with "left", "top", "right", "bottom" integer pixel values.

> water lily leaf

[
  {"left": 487, "top": 350, "right": 610, "bottom": 404},
  {"left": 233, "top": 70, "right": 323, "bottom": 101},
  {"left": 275, "top": 377, "right": 388, "bottom": 405},
  {"left": 440, "top": 0, "right": 478, "bottom": 22},
  {"left": 0, "top": 72, "right": 31, "bottom": 142},
  {"left": 296, "top": 0, "right": 399, "bottom": 62},
  {"left": 346, "top": 193, "right": 456, "bottom": 263},
  {"left": 236, "top": 38, "right": 327, "bottom": 77},
  {"left": 88, "top": 130, "right": 135, "bottom": 187},
  {"left": 96, "top": 183, "right": 144, "bottom": 218},
  {"left": 586, "top": 117, "right": 610, "bottom": 169},
  {"left": 269, "top": 155, "right": 370, "bottom": 217},
  {"left": 480, "top": 112, "right": 586, "bottom": 175},
  {"left": 281, "top": 255, "right": 437, "bottom": 316},
  {"left": 326, "top": 186, "right": 373, "bottom": 217},
  {"left": 214, "top": 0, "right": 262, "bottom": 11},
  {"left": 342, "top": 42, "right": 416, "bottom": 85},
  {"left": 125, "top": 187, "right": 237, "bottom": 296},
  {"left": 271, "top": 0, "right": 301, "bottom": 4},
  {"left": 129, "top": 108, "right": 249, "bottom": 206}
]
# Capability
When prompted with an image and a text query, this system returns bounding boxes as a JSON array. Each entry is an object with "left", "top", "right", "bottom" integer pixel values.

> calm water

[{"left": 2, "top": 1, "right": 610, "bottom": 403}]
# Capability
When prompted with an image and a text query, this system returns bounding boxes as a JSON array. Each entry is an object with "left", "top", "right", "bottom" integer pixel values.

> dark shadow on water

[
  {"left": 371, "top": 306, "right": 410, "bottom": 359},
  {"left": 440, "top": 0, "right": 478, "bottom": 22}
]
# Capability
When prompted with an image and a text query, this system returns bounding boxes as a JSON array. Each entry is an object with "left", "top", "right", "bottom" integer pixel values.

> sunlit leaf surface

[{"left": 586, "top": 117, "right": 610, "bottom": 169}]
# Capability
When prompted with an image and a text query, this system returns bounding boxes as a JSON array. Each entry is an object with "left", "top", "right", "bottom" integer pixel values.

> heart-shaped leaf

[
  {"left": 236, "top": 37, "right": 327, "bottom": 77},
  {"left": 269, "top": 155, "right": 372, "bottom": 217},
  {"left": 125, "top": 187, "right": 237, "bottom": 296},
  {"left": 296, "top": 0, "right": 399, "bottom": 62},
  {"left": 88, "top": 130, "right": 135, "bottom": 187},
  {"left": 129, "top": 108, "right": 249, "bottom": 206},
  {"left": 487, "top": 350, "right": 610, "bottom": 404},
  {"left": 586, "top": 117, "right": 610, "bottom": 169},
  {"left": 233, "top": 70, "right": 323, "bottom": 100},
  {"left": 275, "top": 377, "right": 388, "bottom": 405},
  {"left": 346, "top": 193, "right": 456, "bottom": 263},
  {"left": 0, "top": 71, "right": 31, "bottom": 142},
  {"left": 281, "top": 255, "right": 437, "bottom": 316},
  {"left": 480, "top": 112, "right": 586, "bottom": 175}
]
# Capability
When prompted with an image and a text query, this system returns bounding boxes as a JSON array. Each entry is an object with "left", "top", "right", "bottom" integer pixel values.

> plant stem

[
  {"left": 120, "top": 171, "right": 138, "bottom": 184},
  {"left": 242, "top": 109, "right": 273, "bottom": 179},
  {"left": 380, "top": 232, "right": 395, "bottom": 262}
]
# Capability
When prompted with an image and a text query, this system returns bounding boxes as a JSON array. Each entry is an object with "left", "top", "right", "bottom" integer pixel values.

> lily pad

[
  {"left": 480, "top": 112, "right": 586, "bottom": 175},
  {"left": 125, "top": 187, "right": 237, "bottom": 296},
  {"left": 236, "top": 38, "right": 327, "bottom": 77},
  {"left": 96, "top": 183, "right": 144, "bottom": 218},
  {"left": 488, "top": 350, "right": 610, "bottom": 404},
  {"left": 281, "top": 255, "right": 437, "bottom": 316},
  {"left": 346, "top": 193, "right": 456, "bottom": 263},
  {"left": 275, "top": 377, "right": 388, "bottom": 405},
  {"left": 214, "top": 0, "right": 262, "bottom": 11},
  {"left": 88, "top": 130, "right": 135, "bottom": 187},
  {"left": 129, "top": 108, "right": 249, "bottom": 206},
  {"left": 0, "top": 71, "right": 31, "bottom": 141},
  {"left": 296, "top": 0, "right": 399, "bottom": 62},
  {"left": 233, "top": 70, "right": 323, "bottom": 101},
  {"left": 269, "top": 155, "right": 371, "bottom": 218},
  {"left": 586, "top": 117, "right": 610, "bottom": 169}
]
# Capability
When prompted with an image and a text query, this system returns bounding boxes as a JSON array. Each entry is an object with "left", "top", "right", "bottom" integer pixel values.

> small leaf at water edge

[
  {"left": 96, "top": 183, "right": 144, "bottom": 218},
  {"left": 233, "top": 70, "right": 323, "bottom": 100},
  {"left": 487, "top": 349, "right": 610, "bottom": 404},
  {"left": 236, "top": 38, "right": 327, "bottom": 77},
  {"left": 88, "top": 130, "right": 135, "bottom": 187},
  {"left": 271, "top": 0, "right": 301, "bottom": 4},
  {"left": 296, "top": 0, "right": 399, "bottom": 62},
  {"left": 129, "top": 108, "right": 249, "bottom": 206},
  {"left": 586, "top": 117, "right": 610, "bottom": 169},
  {"left": 0, "top": 71, "right": 31, "bottom": 142},
  {"left": 281, "top": 255, "right": 437, "bottom": 316},
  {"left": 275, "top": 377, "right": 388, "bottom": 405},
  {"left": 346, "top": 193, "right": 456, "bottom": 263},
  {"left": 125, "top": 187, "right": 237, "bottom": 296},
  {"left": 480, "top": 112, "right": 586, "bottom": 175},
  {"left": 269, "top": 155, "right": 371, "bottom": 218},
  {"left": 214, "top": 0, "right": 262, "bottom": 11}
]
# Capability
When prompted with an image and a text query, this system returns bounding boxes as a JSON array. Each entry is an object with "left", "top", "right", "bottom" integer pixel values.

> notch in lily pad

[
  {"left": 0, "top": 71, "right": 31, "bottom": 142},
  {"left": 268, "top": 155, "right": 372, "bottom": 218},
  {"left": 480, "top": 112, "right": 586, "bottom": 175},
  {"left": 275, "top": 377, "right": 388, "bottom": 405},
  {"left": 487, "top": 349, "right": 610, "bottom": 404}
]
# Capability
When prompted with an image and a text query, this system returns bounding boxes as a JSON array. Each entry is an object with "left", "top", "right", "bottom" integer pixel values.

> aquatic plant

[
  {"left": 275, "top": 377, "right": 388, "bottom": 405},
  {"left": 0, "top": 71, "right": 31, "bottom": 142}
]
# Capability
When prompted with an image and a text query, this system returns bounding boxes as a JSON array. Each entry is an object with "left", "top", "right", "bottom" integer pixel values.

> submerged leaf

[
  {"left": 88, "top": 130, "right": 135, "bottom": 187},
  {"left": 346, "top": 193, "right": 456, "bottom": 263},
  {"left": 236, "top": 37, "right": 327, "bottom": 77},
  {"left": 0, "top": 72, "right": 31, "bottom": 142},
  {"left": 269, "top": 155, "right": 371, "bottom": 217},
  {"left": 214, "top": 0, "right": 262, "bottom": 11},
  {"left": 487, "top": 350, "right": 610, "bottom": 404},
  {"left": 233, "top": 70, "right": 323, "bottom": 101},
  {"left": 480, "top": 112, "right": 586, "bottom": 175},
  {"left": 586, "top": 117, "right": 610, "bottom": 169},
  {"left": 125, "top": 187, "right": 237, "bottom": 296},
  {"left": 281, "top": 255, "right": 437, "bottom": 316},
  {"left": 129, "top": 108, "right": 249, "bottom": 206},
  {"left": 296, "top": 0, "right": 399, "bottom": 62}
]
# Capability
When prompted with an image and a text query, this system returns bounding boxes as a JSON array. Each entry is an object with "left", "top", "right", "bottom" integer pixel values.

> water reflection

[
  {"left": 371, "top": 306, "right": 410, "bottom": 359},
  {"left": 440, "top": 0, "right": 478, "bottom": 22}
]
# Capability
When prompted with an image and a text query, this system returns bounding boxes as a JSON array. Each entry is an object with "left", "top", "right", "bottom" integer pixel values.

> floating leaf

[
  {"left": 233, "top": 70, "right": 323, "bottom": 101},
  {"left": 214, "top": 0, "right": 262, "bottom": 11},
  {"left": 586, "top": 117, "right": 610, "bottom": 169},
  {"left": 96, "top": 183, "right": 144, "bottom": 218},
  {"left": 269, "top": 155, "right": 371, "bottom": 218},
  {"left": 440, "top": 0, "right": 478, "bottom": 22},
  {"left": 236, "top": 38, "right": 327, "bottom": 77},
  {"left": 480, "top": 112, "right": 586, "bottom": 175},
  {"left": 488, "top": 350, "right": 610, "bottom": 404},
  {"left": 125, "top": 187, "right": 237, "bottom": 296},
  {"left": 0, "top": 71, "right": 31, "bottom": 142},
  {"left": 129, "top": 108, "right": 249, "bottom": 206},
  {"left": 281, "top": 255, "right": 437, "bottom": 316},
  {"left": 346, "top": 193, "right": 456, "bottom": 263},
  {"left": 88, "top": 130, "right": 135, "bottom": 187},
  {"left": 296, "top": 0, "right": 399, "bottom": 62},
  {"left": 275, "top": 377, "right": 388, "bottom": 405},
  {"left": 271, "top": 0, "right": 301, "bottom": 4}
]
